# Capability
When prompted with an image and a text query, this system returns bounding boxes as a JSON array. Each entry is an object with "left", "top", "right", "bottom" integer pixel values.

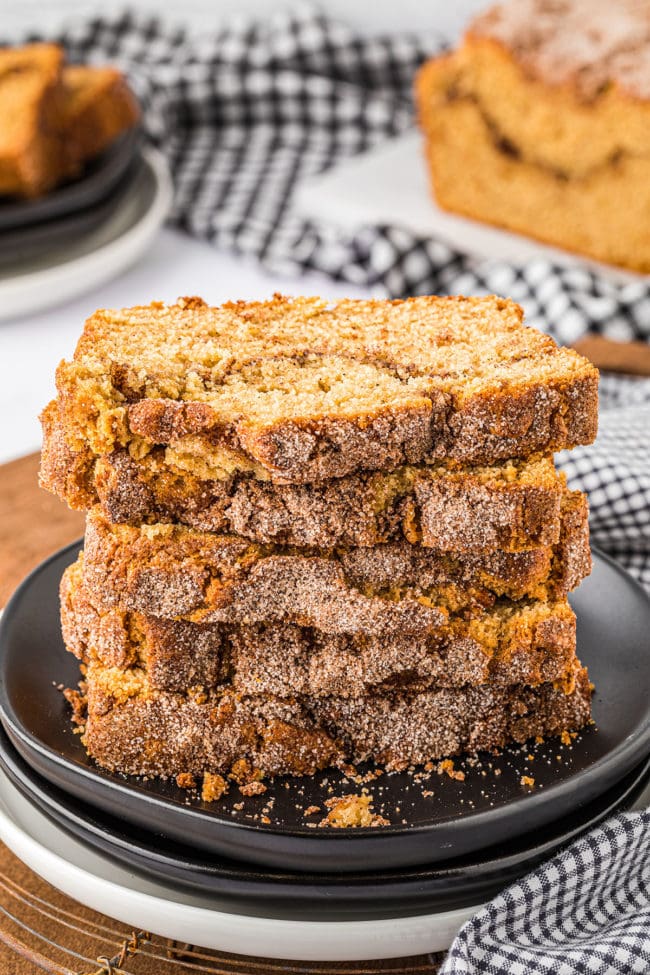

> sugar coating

[
  {"left": 48, "top": 293, "right": 597, "bottom": 788},
  {"left": 79, "top": 492, "right": 590, "bottom": 635},
  {"left": 77, "top": 662, "right": 593, "bottom": 778},
  {"left": 61, "top": 559, "right": 579, "bottom": 695},
  {"left": 41, "top": 401, "right": 570, "bottom": 553},
  {"left": 472, "top": 0, "right": 650, "bottom": 99}
]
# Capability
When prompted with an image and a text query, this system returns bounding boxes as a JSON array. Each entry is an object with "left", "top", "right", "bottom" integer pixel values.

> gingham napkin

[
  {"left": 440, "top": 812, "right": 650, "bottom": 975},
  {"left": 31, "top": 9, "right": 650, "bottom": 972}
]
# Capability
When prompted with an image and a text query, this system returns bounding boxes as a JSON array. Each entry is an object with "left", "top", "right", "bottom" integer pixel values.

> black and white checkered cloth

[
  {"left": 38, "top": 10, "right": 650, "bottom": 971},
  {"left": 440, "top": 811, "right": 650, "bottom": 975}
]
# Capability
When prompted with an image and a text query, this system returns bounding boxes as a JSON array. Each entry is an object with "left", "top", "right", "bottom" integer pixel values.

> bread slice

[
  {"left": 61, "top": 64, "right": 139, "bottom": 177},
  {"left": 41, "top": 401, "right": 569, "bottom": 553},
  {"left": 70, "top": 661, "right": 592, "bottom": 779},
  {"left": 80, "top": 491, "right": 589, "bottom": 634},
  {"left": 0, "top": 44, "right": 66, "bottom": 197},
  {"left": 62, "top": 557, "right": 578, "bottom": 694},
  {"left": 51, "top": 295, "right": 598, "bottom": 483},
  {"left": 416, "top": 1, "right": 650, "bottom": 272},
  {"left": 0, "top": 49, "right": 138, "bottom": 198}
]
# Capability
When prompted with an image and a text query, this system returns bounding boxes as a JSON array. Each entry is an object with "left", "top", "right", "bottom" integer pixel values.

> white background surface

[
  {"left": 0, "top": 1, "right": 485, "bottom": 465},
  {"left": 1, "top": 1, "right": 483, "bottom": 44}
]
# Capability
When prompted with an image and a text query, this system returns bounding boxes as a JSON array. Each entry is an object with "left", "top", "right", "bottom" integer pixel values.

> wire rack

[{"left": 0, "top": 858, "right": 444, "bottom": 975}]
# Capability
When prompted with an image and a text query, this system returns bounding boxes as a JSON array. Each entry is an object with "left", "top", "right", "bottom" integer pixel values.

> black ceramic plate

[
  {"left": 0, "top": 127, "right": 141, "bottom": 230},
  {"left": 1, "top": 724, "right": 648, "bottom": 921},
  {"left": 1, "top": 542, "right": 649, "bottom": 875}
]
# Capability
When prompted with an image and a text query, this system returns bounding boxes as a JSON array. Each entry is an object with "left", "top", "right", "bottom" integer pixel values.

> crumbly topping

[
  {"left": 176, "top": 772, "right": 196, "bottom": 789},
  {"left": 436, "top": 759, "right": 466, "bottom": 781},
  {"left": 239, "top": 781, "right": 267, "bottom": 797}
]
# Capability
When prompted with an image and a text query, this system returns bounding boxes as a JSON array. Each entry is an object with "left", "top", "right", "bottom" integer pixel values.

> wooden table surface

[
  {"left": 0, "top": 451, "right": 441, "bottom": 974},
  {"left": 0, "top": 452, "right": 84, "bottom": 606}
]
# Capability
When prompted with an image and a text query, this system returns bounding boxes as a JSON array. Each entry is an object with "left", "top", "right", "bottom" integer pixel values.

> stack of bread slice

[
  {"left": 41, "top": 294, "right": 598, "bottom": 789},
  {"left": 0, "top": 43, "right": 139, "bottom": 198}
]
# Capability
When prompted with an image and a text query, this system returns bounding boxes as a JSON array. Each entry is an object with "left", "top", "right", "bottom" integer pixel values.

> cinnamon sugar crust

[
  {"left": 61, "top": 64, "right": 139, "bottom": 175},
  {"left": 41, "top": 401, "right": 568, "bottom": 553},
  {"left": 471, "top": 0, "right": 650, "bottom": 101},
  {"left": 77, "top": 662, "right": 592, "bottom": 778},
  {"left": 49, "top": 295, "right": 598, "bottom": 484},
  {"left": 45, "top": 291, "right": 597, "bottom": 787},
  {"left": 61, "top": 558, "right": 579, "bottom": 694},
  {"left": 0, "top": 45, "right": 138, "bottom": 198},
  {"left": 0, "top": 45, "right": 66, "bottom": 198},
  {"left": 79, "top": 491, "right": 589, "bottom": 634}
]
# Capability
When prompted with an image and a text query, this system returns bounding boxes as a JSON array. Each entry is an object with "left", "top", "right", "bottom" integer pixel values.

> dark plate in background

[
  {"left": 0, "top": 127, "right": 141, "bottom": 231},
  {"left": 1, "top": 542, "right": 649, "bottom": 875},
  {"left": 2, "top": 724, "right": 648, "bottom": 921},
  {"left": 0, "top": 154, "right": 145, "bottom": 263}
]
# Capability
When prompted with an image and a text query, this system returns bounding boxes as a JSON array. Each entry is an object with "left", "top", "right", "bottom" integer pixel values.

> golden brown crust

[
  {"left": 50, "top": 295, "right": 599, "bottom": 483},
  {"left": 0, "top": 46, "right": 138, "bottom": 198},
  {"left": 61, "top": 65, "right": 140, "bottom": 175},
  {"left": 79, "top": 491, "right": 590, "bottom": 634},
  {"left": 61, "top": 557, "right": 579, "bottom": 694},
  {"left": 40, "top": 401, "right": 99, "bottom": 511},
  {"left": 46, "top": 293, "right": 597, "bottom": 786},
  {"left": 78, "top": 663, "right": 592, "bottom": 778},
  {"left": 0, "top": 44, "right": 66, "bottom": 197}
]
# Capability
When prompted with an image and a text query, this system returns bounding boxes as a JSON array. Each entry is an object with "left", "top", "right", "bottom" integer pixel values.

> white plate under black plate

[
  {"left": 0, "top": 768, "right": 477, "bottom": 961},
  {"left": 0, "top": 153, "right": 144, "bottom": 262},
  {"left": 1, "top": 542, "right": 649, "bottom": 875},
  {"left": 0, "top": 127, "right": 141, "bottom": 231},
  {"left": 1, "top": 722, "right": 648, "bottom": 921},
  {"left": 0, "top": 146, "right": 172, "bottom": 322}
]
